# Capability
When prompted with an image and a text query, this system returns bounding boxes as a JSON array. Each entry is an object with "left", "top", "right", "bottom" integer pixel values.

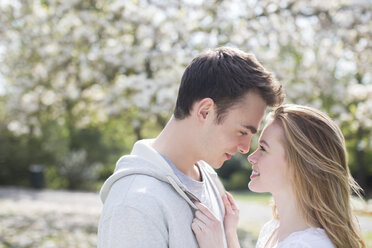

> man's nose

[{"left": 238, "top": 138, "right": 251, "bottom": 154}]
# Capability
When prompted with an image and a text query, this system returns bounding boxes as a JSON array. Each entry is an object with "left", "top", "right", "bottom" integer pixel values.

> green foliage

[
  {"left": 45, "top": 166, "right": 68, "bottom": 189},
  {"left": 229, "top": 172, "right": 250, "bottom": 191},
  {"left": 0, "top": 129, "right": 52, "bottom": 186},
  {"left": 57, "top": 149, "right": 95, "bottom": 190},
  {"left": 0, "top": 131, "right": 30, "bottom": 186},
  {"left": 231, "top": 192, "right": 272, "bottom": 204},
  {"left": 217, "top": 154, "right": 252, "bottom": 191},
  {"left": 217, "top": 154, "right": 249, "bottom": 179}
]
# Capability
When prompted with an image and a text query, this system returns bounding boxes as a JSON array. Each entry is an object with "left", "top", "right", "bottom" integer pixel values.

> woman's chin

[
  {"left": 248, "top": 182, "right": 256, "bottom": 192},
  {"left": 248, "top": 182, "right": 265, "bottom": 193}
]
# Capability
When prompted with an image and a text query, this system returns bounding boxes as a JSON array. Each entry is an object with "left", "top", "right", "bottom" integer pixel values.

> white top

[{"left": 256, "top": 219, "right": 335, "bottom": 248}]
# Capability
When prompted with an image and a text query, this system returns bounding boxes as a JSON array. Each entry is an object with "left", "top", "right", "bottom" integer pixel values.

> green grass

[
  {"left": 230, "top": 191, "right": 272, "bottom": 204},
  {"left": 363, "top": 232, "right": 372, "bottom": 248}
]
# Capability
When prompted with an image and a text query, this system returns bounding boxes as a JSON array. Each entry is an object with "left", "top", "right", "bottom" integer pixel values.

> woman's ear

[{"left": 194, "top": 98, "right": 215, "bottom": 123}]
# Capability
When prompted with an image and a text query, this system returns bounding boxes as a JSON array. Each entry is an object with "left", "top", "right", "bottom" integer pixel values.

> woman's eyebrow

[{"left": 260, "top": 140, "right": 270, "bottom": 148}]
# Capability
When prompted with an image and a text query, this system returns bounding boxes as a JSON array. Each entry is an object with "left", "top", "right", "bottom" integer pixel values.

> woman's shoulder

[
  {"left": 256, "top": 219, "right": 280, "bottom": 248},
  {"left": 261, "top": 218, "right": 280, "bottom": 232},
  {"left": 279, "top": 227, "right": 335, "bottom": 248}
]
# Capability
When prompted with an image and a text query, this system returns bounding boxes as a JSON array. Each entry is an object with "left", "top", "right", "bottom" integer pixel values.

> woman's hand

[
  {"left": 191, "top": 202, "right": 224, "bottom": 248},
  {"left": 223, "top": 192, "right": 240, "bottom": 248},
  {"left": 223, "top": 192, "right": 239, "bottom": 233}
]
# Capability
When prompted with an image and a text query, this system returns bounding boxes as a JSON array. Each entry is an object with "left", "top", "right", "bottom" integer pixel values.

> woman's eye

[
  {"left": 240, "top": 131, "right": 248, "bottom": 136},
  {"left": 259, "top": 145, "right": 266, "bottom": 152}
]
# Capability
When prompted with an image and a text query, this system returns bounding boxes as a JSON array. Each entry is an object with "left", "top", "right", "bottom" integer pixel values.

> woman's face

[{"left": 247, "top": 120, "right": 291, "bottom": 195}]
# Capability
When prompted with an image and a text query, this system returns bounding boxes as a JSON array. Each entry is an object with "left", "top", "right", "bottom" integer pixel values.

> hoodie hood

[{"left": 99, "top": 139, "right": 198, "bottom": 209}]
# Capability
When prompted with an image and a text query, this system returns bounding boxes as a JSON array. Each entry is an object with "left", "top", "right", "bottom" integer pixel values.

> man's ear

[{"left": 194, "top": 98, "right": 215, "bottom": 122}]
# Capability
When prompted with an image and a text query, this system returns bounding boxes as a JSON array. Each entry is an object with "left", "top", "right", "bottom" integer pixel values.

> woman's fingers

[
  {"left": 192, "top": 217, "right": 206, "bottom": 232},
  {"left": 192, "top": 201, "right": 226, "bottom": 248},
  {"left": 195, "top": 210, "right": 211, "bottom": 225},
  {"left": 194, "top": 202, "right": 218, "bottom": 221},
  {"left": 223, "top": 192, "right": 239, "bottom": 215},
  {"left": 193, "top": 202, "right": 222, "bottom": 235},
  {"left": 223, "top": 192, "right": 239, "bottom": 233},
  {"left": 192, "top": 213, "right": 225, "bottom": 248},
  {"left": 226, "top": 192, "right": 238, "bottom": 211},
  {"left": 222, "top": 194, "right": 233, "bottom": 214}
]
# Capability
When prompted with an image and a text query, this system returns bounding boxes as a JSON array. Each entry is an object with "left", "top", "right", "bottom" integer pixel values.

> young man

[{"left": 98, "top": 47, "right": 284, "bottom": 248}]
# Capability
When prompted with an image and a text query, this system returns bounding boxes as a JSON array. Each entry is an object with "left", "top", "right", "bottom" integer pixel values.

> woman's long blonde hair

[{"left": 270, "top": 104, "right": 365, "bottom": 248}]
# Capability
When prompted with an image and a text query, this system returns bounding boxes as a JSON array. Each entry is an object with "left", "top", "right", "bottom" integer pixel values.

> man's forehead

[{"left": 217, "top": 97, "right": 265, "bottom": 127}]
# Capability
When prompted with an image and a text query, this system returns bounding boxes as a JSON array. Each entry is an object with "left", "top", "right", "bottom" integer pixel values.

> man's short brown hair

[{"left": 174, "top": 47, "right": 284, "bottom": 123}]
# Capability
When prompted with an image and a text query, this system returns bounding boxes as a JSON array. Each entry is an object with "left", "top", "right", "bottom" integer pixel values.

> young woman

[{"left": 192, "top": 104, "right": 365, "bottom": 248}]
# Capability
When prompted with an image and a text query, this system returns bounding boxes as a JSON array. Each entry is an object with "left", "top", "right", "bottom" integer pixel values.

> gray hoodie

[{"left": 98, "top": 139, "right": 226, "bottom": 248}]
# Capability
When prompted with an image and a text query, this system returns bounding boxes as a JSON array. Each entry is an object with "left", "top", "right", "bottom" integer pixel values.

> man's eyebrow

[{"left": 242, "top": 125, "right": 257, "bottom": 134}]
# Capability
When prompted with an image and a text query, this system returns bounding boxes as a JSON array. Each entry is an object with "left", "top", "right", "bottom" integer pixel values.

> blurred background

[{"left": 0, "top": 0, "right": 371, "bottom": 247}]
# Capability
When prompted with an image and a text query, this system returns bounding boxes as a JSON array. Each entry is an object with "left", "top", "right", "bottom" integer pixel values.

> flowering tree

[{"left": 0, "top": 0, "right": 371, "bottom": 189}]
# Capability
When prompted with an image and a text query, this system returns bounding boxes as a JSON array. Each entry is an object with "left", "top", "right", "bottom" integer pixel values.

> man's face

[{"left": 200, "top": 92, "right": 267, "bottom": 169}]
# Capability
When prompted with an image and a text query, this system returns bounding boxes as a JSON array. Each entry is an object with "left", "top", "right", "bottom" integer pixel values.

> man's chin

[
  {"left": 203, "top": 158, "right": 224, "bottom": 169},
  {"left": 210, "top": 162, "right": 224, "bottom": 169}
]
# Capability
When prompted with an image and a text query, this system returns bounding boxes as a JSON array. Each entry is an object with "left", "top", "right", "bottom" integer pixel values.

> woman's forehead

[{"left": 260, "top": 121, "right": 284, "bottom": 141}]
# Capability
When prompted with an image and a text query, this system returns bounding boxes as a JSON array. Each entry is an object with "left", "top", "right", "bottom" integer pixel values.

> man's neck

[{"left": 152, "top": 116, "right": 202, "bottom": 181}]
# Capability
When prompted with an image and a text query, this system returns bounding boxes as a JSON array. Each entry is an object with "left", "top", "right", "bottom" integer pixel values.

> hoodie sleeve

[{"left": 99, "top": 204, "right": 168, "bottom": 248}]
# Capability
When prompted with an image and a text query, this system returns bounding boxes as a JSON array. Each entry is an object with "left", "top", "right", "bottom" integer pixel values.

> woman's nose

[{"left": 248, "top": 152, "right": 256, "bottom": 165}]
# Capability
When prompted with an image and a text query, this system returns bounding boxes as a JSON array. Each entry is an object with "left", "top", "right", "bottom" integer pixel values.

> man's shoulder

[
  {"left": 103, "top": 174, "right": 193, "bottom": 224},
  {"left": 109, "top": 174, "right": 185, "bottom": 206},
  {"left": 113, "top": 173, "right": 173, "bottom": 196}
]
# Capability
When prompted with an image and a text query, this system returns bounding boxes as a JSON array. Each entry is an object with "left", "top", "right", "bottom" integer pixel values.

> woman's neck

[{"left": 273, "top": 191, "right": 310, "bottom": 242}]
